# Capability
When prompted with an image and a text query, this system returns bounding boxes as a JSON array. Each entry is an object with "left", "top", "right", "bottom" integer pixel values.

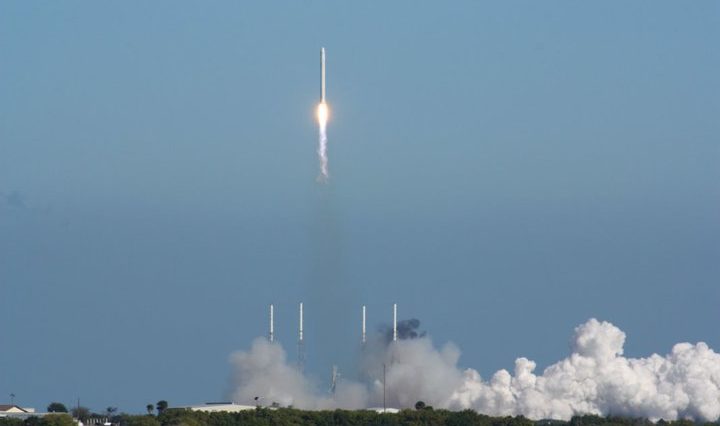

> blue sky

[{"left": 1, "top": 1, "right": 718, "bottom": 414}]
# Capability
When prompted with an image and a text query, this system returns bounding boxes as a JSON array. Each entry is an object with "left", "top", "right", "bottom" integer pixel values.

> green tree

[
  {"left": 157, "top": 409, "right": 201, "bottom": 426},
  {"left": 570, "top": 416, "right": 606, "bottom": 426},
  {"left": 447, "top": 409, "right": 486, "bottom": 426},
  {"left": 106, "top": 407, "right": 118, "bottom": 418},
  {"left": 156, "top": 401, "right": 168, "bottom": 415},
  {"left": 125, "top": 416, "right": 160, "bottom": 426},
  {"left": 46, "top": 403, "right": 68, "bottom": 413},
  {"left": 414, "top": 401, "right": 426, "bottom": 410},
  {"left": 146, "top": 404, "right": 154, "bottom": 415},
  {"left": 24, "top": 417, "right": 43, "bottom": 426},
  {"left": 70, "top": 406, "right": 90, "bottom": 421},
  {"left": 39, "top": 414, "right": 75, "bottom": 426},
  {"left": 0, "top": 418, "right": 23, "bottom": 426}
]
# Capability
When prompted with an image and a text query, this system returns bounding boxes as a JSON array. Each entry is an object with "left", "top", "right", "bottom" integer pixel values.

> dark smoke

[{"left": 381, "top": 318, "right": 427, "bottom": 343}]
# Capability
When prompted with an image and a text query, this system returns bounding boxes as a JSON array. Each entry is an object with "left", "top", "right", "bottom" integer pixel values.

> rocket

[
  {"left": 321, "top": 47, "right": 326, "bottom": 103},
  {"left": 316, "top": 47, "right": 329, "bottom": 180}
]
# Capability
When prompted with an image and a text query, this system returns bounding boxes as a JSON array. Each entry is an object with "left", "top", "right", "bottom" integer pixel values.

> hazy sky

[{"left": 1, "top": 1, "right": 718, "bottom": 414}]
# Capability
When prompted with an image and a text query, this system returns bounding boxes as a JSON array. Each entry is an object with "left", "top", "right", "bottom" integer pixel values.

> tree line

[
  {"left": 41, "top": 401, "right": 169, "bottom": 420},
  {"left": 2, "top": 409, "right": 719, "bottom": 426}
]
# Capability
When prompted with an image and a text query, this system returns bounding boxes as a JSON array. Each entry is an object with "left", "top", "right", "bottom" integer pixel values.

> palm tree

[
  {"left": 106, "top": 407, "right": 117, "bottom": 418},
  {"left": 156, "top": 400, "right": 168, "bottom": 414},
  {"left": 146, "top": 404, "right": 154, "bottom": 415}
]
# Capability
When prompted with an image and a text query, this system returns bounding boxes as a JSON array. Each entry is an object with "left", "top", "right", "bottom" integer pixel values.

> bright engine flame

[
  {"left": 317, "top": 102, "right": 329, "bottom": 123},
  {"left": 316, "top": 102, "right": 330, "bottom": 181}
]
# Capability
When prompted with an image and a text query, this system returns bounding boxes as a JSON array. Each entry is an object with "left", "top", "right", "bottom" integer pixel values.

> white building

[
  {"left": 178, "top": 403, "right": 256, "bottom": 413},
  {"left": 0, "top": 405, "right": 38, "bottom": 418}
]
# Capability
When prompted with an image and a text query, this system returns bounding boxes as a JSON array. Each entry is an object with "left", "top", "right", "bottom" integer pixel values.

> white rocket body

[
  {"left": 299, "top": 302, "right": 304, "bottom": 342},
  {"left": 321, "top": 47, "right": 326, "bottom": 103},
  {"left": 362, "top": 305, "right": 367, "bottom": 344}
]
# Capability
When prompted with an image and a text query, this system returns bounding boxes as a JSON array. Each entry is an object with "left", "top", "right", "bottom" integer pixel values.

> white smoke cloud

[
  {"left": 228, "top": 338, "right": 367, "bottom": 409},
  {"left": 447, "top": 320, "right": 720, "bottom": 421},
  {"left": 228, "top": 319, "right": 720, "bottom": 421}
]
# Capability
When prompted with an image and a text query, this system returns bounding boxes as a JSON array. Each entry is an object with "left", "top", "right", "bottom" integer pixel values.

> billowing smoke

[
  {"left": 229, "top": 338, "right": 367, "bottom": 409},
  {"left": 228, "top": 319, "right": 720, "bottom": 421}
]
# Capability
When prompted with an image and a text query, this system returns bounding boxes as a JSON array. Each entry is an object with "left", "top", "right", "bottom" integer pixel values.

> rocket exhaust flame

[
  {"left": 317, "top": 48, "right": 330, "bottom": 182},
  {"left": 317, "top": 104, "right": 329, "bottom": 182}
]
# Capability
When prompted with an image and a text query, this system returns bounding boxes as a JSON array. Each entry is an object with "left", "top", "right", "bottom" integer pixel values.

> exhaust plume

[
  {"left": 317, "top": 102, "right": 329, "bottom": 182},
  {"left": 228, "top": 318, "right": 720, "bottom": 421}
]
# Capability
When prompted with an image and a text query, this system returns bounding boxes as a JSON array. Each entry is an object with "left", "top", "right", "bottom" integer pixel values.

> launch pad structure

[{"left": 265, "top": 302, "right": 400, "bottom": 368}]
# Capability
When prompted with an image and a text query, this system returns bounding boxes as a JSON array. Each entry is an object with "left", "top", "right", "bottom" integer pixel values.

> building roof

[
  {"left": 179, "top": 403, "right": 256, "bottom": 413},
  {"left": 0, "top": 405, "right": 28, "bottom": 413}
]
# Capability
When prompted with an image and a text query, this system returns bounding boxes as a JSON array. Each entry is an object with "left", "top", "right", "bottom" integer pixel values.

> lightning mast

[
  {"left": 393, "top": 303, "right": 398, "bottom": 342},
  {"left": 269, "top": 304, "right": 274, "bottom": 343}
]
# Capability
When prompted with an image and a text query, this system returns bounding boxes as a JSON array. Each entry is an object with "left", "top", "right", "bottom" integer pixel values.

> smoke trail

[
  {"left": 317, "top": 102, "right": 329, "bottom": 182},
  {"left": 228, "top": 319, "right": 720, "bottom": 421},
  {"left": 317, "top": 120, "right": 328, "bottom": 181}
]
